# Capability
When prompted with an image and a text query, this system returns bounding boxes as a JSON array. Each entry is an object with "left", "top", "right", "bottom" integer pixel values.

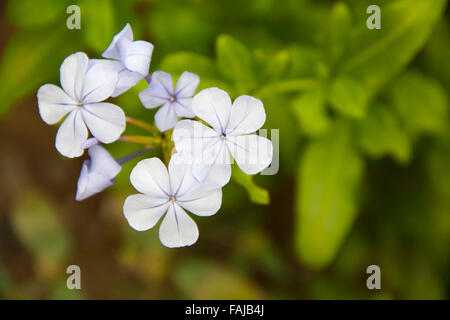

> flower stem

[
  {"left": 117, "top": 147, "right": 154, "bottom": 165},
  {"left": 126, "top": 116, "right": 156, "bottom": 134},
  {"left": 118, "top": 135, "right": 162, "bottom": 145}
]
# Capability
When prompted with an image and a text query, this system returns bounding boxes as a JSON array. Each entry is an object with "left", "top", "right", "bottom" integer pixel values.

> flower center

[
  {"left": 169, "top": 95, "right": 176, "bottom": 103},
  {"left": 169, "top": 195, "right": 176, "bottom": 203}
]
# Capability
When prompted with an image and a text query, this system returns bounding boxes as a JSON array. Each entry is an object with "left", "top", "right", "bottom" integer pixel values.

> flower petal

[
  {"left": 88, "top": 145, "right": 121, "bottom": 178},
  {"left": 89, "top": 59, "right": 142, "bottom": 97},
  {"left": 175, "top": 71, "right": 199, "bottom": 98},
  {"left": 177, "top": 186, "right": 222, "bottom": 217},
  {"left": 192, "top": 87, "right": 232, "bottom": 133},
  {"left": 154, "top": 103, "right": 178, "bottom": 132},
  {"left": 123, "top": 194, "right": 169, "bottom": 231},
  {"left": 55, "top": 109, "right": 88, "bottom": 158},
  {"left": 172, "top": 120, "right": 220, "bottom": 156},
  {"left": 159, "top": 203, "right": 199, "bottom": 248},
  {"left": 81, "top": 102, "right": 125, "bottom": 144},
  {"left": 75, "top": 161, "right": 115, "bottom": 201},
  {"left": 102, "top": 23, "right": 133, "bottom": 60},
  {"left": 226, "top": 95, "right": 266, "bottom": 135},
  {"left": 227, "top": 134, "right": 273, "bottom": 174},
  {"left": 174, "top": 98, "right": 195, "bottom": 118},
  {"left": 192, "top": 139, "right": 232, "bottom": 187},
  {"left": 37, "top": 84, "right": 77, "bottom": 124},
  {"left": 139, "top": 80, "right": 170, "bottom": 109},
  {"left": 168, "top": 153, "right": 197, "bottom": 197},
  {"left": 60, "top": 52, "right": 89, "bottom": 101},
  {"left": 151, "top": 71, "right": 174, "bottom": 95},
  {"left": 121, "top": 40, "right": 154, "bottom": 76},
  {"left": 129, "top": 158, "right": 170, "bottom": 198},
  {"left": 81, "top": 62, "right": 118, "bottom": 103}
]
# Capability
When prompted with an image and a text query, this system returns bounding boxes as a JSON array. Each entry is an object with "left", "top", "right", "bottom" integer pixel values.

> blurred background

[{"left": 0, "top": 0, "right": 449, "bottom": 299}]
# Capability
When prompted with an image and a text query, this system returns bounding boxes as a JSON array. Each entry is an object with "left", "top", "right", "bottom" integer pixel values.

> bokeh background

[{"left": 0, "top": 0, "right": 449, "bottom": 299}]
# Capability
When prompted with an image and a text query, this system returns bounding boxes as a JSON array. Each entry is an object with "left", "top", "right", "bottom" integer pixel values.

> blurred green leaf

[
  {"left": 158, "top": 51, "right": 220, "bottom": 79},
  {"left": 388, "top": 70, "right": 448, "bottom": 137},
  {"left": 6, "top": 0, "right": 69, "bottom": 28},
  {"left": 329, "top": 75, "right": 368, "bottom": 119},
  {"left": 296, "top": 121, "right": 364, "bottom": 269},
  {"left": 358, "top": 104, "right": 410, "bottom": 164},
  {"left": 231, "top": 167, "right": 269, "bottom": 205},
  {"left": 285, "top": 45, "right": 324, "bottom": 78},
  {"left": 174, "top": 259, "right": 264, "bottom": 299},
  {"left": 79, "top": 0, "right": 115, "bottom": 53},
  {"left": 342, "top": 0, "right": 446, "bottom": 95},
  {"left": 291, "top": 88, "right": 330, "bottom": 136},
  {"left": 216, "top": 34, "right": 255, "bottom": 87},
  {"left": 323, "top": 2, "right": 352, "bottom": 64},
  {"left": 11, "top": 190, "right": 72, "bottom": 264},
  {"left": 0, "top": 29, "right": 73, "bottom": 118}
]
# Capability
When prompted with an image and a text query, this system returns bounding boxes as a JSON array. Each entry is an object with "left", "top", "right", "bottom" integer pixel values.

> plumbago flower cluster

[{"left": 37, "top": 24, "right": 273, "bottom": 248}]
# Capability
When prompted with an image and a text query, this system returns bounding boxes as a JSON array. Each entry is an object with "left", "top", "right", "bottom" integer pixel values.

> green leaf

[
  {"left": 0, "top": 29, "right": 72, "bottom": 118},
  {"left": 342, "top": 0, "right": 446, "bottom": 95},
  {"left": 296, "top": 121, "right": 364, "bottom": 269},
  {"left": 329, "top": 75, "right": 368, "bottom": 119},
  {"left": 6, "top": 0, "right": 69, "bottom": 28},
  {"left": 79, "top": 0, "right": 115, "bottom": 53},
  {"left": 216, "top": 34, "right": 255, "bottom": 86},
  {"left": 158, "top": 51, "right": 220, "bottom": 79},
  {"left": 323, "top": 2, "right": 352, "bottom": 64},
  {"left": 232, "top": 168, "right": 269, "bottom": 205},
  {"left": 388, "top": 70, "right": 448, "bottom": 136},
  {"left": 358, "top": 104, "right": 410, "bottom": 164},
  {"left": 11, "top": 190, "right": 72, "bottom": 264},
  {"left": 291, "top": 88, "right": 330, "bottom": 136}
]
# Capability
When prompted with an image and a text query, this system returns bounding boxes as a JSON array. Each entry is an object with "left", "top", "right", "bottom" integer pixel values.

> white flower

[
  {"left": 92, "top": 23, "right": 154, "bottom": 97},
  {"left": 37, "top": 52, "right": 126, "bottom": 158},
  {"left": 172, "top": 88, "right": 273, "bottom": 187},
  {"left": 123, "top": 154, "right": 222, "bottom": 248},
  {"left": 139, "top": 71, "right": 200, "bottom": 132},
  {"left": 76, "top": 143, "right": 121, "bottom": 201}
]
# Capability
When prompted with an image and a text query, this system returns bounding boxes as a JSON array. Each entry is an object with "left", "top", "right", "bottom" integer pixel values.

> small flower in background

[
  {"left": 173, "top": 87, "right": 273, "bottom": 187},
  {"left": 123, "top": 154, "right": 222, "bottom": 248},
  {"left": 92, "top": 23, "right": 154, "bottom": 97},
  {"left": 76, "top": 141, "right": 122, "bottom": 201},
  {"left": 37, "top": 52, "right": 126, "bottom": 158},
  {"left": 139, "top": 71, "right": 200, "bottom": 132}
]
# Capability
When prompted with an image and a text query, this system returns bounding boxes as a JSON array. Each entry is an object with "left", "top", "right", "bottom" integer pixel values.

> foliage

[{"left": 0, "top": 0, "right": 449, "bottom": 299}]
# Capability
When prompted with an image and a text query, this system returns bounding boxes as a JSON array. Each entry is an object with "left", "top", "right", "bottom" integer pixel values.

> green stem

[
  {"left": 126, "top": 116, "right": 157, "bottom": 134},
  {"left": 119, "top": 135, "right": 162, "bottom": 145}
]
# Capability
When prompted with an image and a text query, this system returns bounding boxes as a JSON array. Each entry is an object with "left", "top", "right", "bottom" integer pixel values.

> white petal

[
  {"left": 227, "top": 134, "right": 273, "bottom": 174},
  {"left": 174, "top": 98, "right": 195, "bottom": 118},
  {"left": 192, "top": 87, "right": 232, "bottom": 134},
  {"left": 130, "top": 158, "right": 170, "bottom": 198},
  {"left": 60, "top": 52, "right": 88, "bottom": 101},
  {"left": 226, "top": 95, "right": 266, "bottom": 135},
  {"left": 151, "top": 71, "right": 174, "bottom": 95},
  {"left": 81, "top": 102, "right": 125, "bottom": 144},
  {"left": 102, "top": 23, "right": 133, "bottom": 60},
  {"left": 88, "top": 145, "right": 121, "bottom": 178},
  {"left": 113, "top": 69, "right": 143, "bottom": 97},
  {"left": 138, "top": 81, "right": 170, "bottom": 109},
  {"left": 168, "top": 153, "right": 197, "bottom": 196},
  {"left": 175, "top": 71, "right": 199, "bottom": 98},
  {"left": 75, "top": 160, "right": 115, "bottom": 201},
  {"left": 123, "top": 194, "right": 169, "bottom": 231},
  {"left": 120, "top": 40, "right": 154, "bottom": 76},
  {"left": 177, "top": 187, "right": 222, "bottom": 217},
  {"left": 159, "top": 203, "right": 199, "bottom": 248},
  {"left": 81, "top": 62, "right": 118, "bottom": 103},
  {"left": 37, "top": 84, "right": 77, "bottom": 124},
  {"left": 172, "top": 120, "right": 220, "bottom": 156},
  {"left": 192, "top": 139, "right": 232, "bottom": 187},
  {"left": 55, "top": 109, "right": 88, "bottom": 158},
  {"left": 154, "top": 103, "right": 178, "bottom": 132},
  {"left": 81, "top": 137, "right": 100, "bottom": 149},
  {"left": 89, "top": 59, "right": 142, "bottom": 97}
]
